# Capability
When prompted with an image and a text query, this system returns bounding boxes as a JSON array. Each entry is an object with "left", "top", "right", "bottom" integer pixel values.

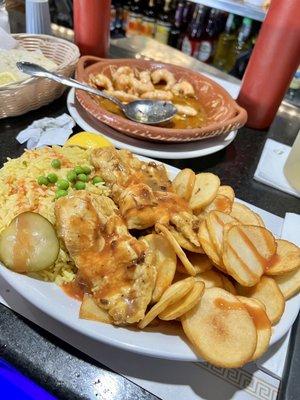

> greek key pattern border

[{"left": 195, "top": 362, "right": 278, "bottom": 400}]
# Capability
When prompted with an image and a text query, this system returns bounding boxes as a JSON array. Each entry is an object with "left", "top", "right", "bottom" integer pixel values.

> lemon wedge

[
  {"left": 0, "top": 72, "right": 18, "bottom": 87},
  {"left": 64, "top": 132, "right": 113, "bottom": 149}
]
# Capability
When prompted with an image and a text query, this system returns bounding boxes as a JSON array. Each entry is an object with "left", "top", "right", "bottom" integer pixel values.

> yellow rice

[{"left": 0, "top": 146, "right": 110, "bottom": 284}]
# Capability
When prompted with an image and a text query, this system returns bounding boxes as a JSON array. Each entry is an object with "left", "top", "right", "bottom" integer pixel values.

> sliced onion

[{"left": 0, "top": 212, "right": 59, "bottom": 273}]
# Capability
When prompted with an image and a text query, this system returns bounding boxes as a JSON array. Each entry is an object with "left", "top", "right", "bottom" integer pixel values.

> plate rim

[{"left": 67, "top": 88, "right": 237, "bottom": 160}]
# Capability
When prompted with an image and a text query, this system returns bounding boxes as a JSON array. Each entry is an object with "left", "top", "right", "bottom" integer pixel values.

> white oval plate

[
  {"left": 0, "top": 159, "right": 299, "bottom": 361},
  {"left": 67, "top": 88, "right": 237, "bottom": 160}
]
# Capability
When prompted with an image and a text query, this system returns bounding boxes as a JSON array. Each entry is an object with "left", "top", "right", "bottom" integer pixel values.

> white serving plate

[
  {"left": 0, "top": 159, "right": 299, "bottom": 362},
  {"left": 67, "top": 88, "right": 238, "bottom": 160}
]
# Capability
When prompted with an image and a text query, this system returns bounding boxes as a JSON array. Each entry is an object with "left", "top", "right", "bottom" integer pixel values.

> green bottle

[
  {"left": 213, "top": 14, "right": 241, "bottom": 72},
  {"left": 235, "top": 17, "right": 253, "bottom": 59}
]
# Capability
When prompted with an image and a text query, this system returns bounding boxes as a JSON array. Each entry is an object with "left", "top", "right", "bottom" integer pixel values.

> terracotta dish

[{"left": 75, "top": 56, "right": 247, "bottom": 143}]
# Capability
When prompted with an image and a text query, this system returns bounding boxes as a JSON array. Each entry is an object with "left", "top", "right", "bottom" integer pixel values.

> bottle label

[
  {"left": 141, "top": 18, "right": 156, "bottom": 37},
  {"left": 196, "top": 41, "right": 213, "bottom": 62},
  {"left": 181, "top": 36, "right": 192, "bottom": 55},
  {"left": 126, "top": 14, "right": 141, "bottom": 36},
  {"left": 155, "top": 23, "right": 171, "bottom": 44}
]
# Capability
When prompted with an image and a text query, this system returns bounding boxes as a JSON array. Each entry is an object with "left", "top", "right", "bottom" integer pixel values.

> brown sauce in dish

[
  {"left": 95, "top": 86, "right": 207, "bottom": 129},
  {"left": 214, "top": 298, "right": 245, "bottom": 312},
  {"left": 62, "top": 279, "right": 85, "bottom": 301}
]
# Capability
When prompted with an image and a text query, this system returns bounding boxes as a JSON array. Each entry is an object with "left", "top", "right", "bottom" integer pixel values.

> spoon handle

[{"left": 16, "top": 62, "right": 124, "bottom": 110}]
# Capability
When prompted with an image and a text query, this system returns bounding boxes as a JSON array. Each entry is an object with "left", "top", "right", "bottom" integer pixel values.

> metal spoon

[{"left": 16, "top": 62, "right": 177, "bottom": 125}]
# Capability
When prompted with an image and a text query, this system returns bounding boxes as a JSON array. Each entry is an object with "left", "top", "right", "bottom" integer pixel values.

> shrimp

[
  {"left": 171, "top": 80, "right": 195, "bottom": 97},
  {"left": 90, "top": 73, "right": 113, "bottom": 91},
  {"left": 175, "top": 104, "right": 198, "bottom": 117},
  {"left": 140, "top": 90, "right": 173, "bottom": 101},
  {"left": 105, "top": 90, "right": 139, "bottom": 103},
  {"left": 139, "top": 70, "right": 152, "bottom": 84},
  {"left": 112, "top": 66, "right": 134, "bottom": 80},
  {"left": 114, "top": 74, "right": 133, "bottom": 92},
  {"left": 151, "top": 69, "right": 176, "bottom": 90},
  {"left": 131, "top": 78, "right": 154, "bottom": 94}
]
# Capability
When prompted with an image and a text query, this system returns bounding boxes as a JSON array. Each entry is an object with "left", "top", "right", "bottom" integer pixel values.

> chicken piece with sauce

[
  {"left": 55, "top": 191, "right": 156, "bottom": 325},
  {"left": 90, "top": 147, "right": 201, "bottom": 249}
]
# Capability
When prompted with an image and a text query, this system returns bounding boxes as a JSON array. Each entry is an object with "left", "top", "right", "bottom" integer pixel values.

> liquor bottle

[
  {"left": 155, "top": 0, "right": 172, "bottom": 44},
  {"left": 194, "top": 8, "right": 226, "bottom": 63},
  {"left": 122, "top": 0, "right": 131, "bottom": 34},
  {"left": 213, "top": 13, "right": 241, "bottom": 72},
  {"left": 126, "top": 0, "right": 142, "bottom": 36},
  {"left": 234, "top": 18, "right": 253, "bottom": 60},
  {"left": 141, "top": 0, "right": 156, "bottom": 37},
  {"left": 110, "top": 2, "right": 117, "bottom": 37},
  {"left": 168, "top": 0, "right": 184, "bottom": 48},
  {"left": 181, "top": 4, "right": 208, "bottom": 56}
]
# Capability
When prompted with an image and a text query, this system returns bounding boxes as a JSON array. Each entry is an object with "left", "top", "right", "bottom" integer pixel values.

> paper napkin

[
  {"left": 0, "top": 27, "right": 18, "bottom": 50},
  {"left": 254, "top": 139, "right": 300, "bottom": 198},
  {"left": 16, "top": 114, "right": 75, "bottom": 149}
]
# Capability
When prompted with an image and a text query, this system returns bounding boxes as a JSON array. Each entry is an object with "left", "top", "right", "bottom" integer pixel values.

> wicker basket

[{"left": 0, "top": 34, "right": 80, "bottom": 118}]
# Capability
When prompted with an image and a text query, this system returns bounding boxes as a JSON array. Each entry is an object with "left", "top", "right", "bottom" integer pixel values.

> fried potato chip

[
  {"left": 221, "top": 275, "right": 237, "bottom": 294},
  {"left": 218, "top": 185, "right": 235, "bottom": 203},
  {"left": 254, "top": 212, "right": 265, "bottom": 227},
  {"left": 195, "top": 269, "right": 237, "bottom": 294},
  {"left": 265, "top": 239, "right": 300, "bottom": 276},
  {"left": 237, "top": 276, "right": 285, "bottom": 324},
  {"left": 139, "top": 277, "right": 195, "bottom": 328},
  {"left": 274, "top": 267, "right": 300, "bottom": 300},
  {"left": 79, "top": 294, "right": 113, "bottom": 324},
  {"left": 198, "top": 220, "right": 225, "bottom": 271},
  {"left": 169, "top": 226, "right": 204, "bottom": 253},
  {"left": 142, "top": 234, "right": 177, "bottom": 303},
  {"left": 172, "top": 168, "right": 196, "bottom": 201},
  {"left": 231, "top": 202, "right": 264, "bottom": 226},
  {"left": 197, "top": 195, "right": 233, "bottom": 220},
  {"left": 195, "top": 269, "right": 224, "bottom": 288},
  {"left": 206, "top": 211, "right": 239, "bottom": 256},
  {"left": 223, "top": 225, "right": 277, "bottom": 286},
  {"left": 155, "top": 223, "right": 196, "bottom": 276},
  {"left": 189, "top": 173, "right": 220, "bottom": 212},
  {"left": 186, "top": 252, "right": 213, "bottom": 274},
  {"left": 237, "top": 296, "right": 271, "bottom": 361},
  {"left": 159, "top": 281, "right": 205, "bottom": 320},
  {"left": 181, "top": 288, "right": 257, "bottom": 368}
]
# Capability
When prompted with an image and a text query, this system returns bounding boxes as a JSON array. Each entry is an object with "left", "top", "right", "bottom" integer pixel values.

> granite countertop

[{"left": 0, "top": 38, "right": 299, "bottom": 399}]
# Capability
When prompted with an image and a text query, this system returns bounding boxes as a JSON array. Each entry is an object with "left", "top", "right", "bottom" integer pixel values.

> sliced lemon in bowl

[
  {"left": 0, "top": 72, "right": 18, "bottom": 87},
  {"left": 64, "top": 132, "right": 113, "bottom": 149}
]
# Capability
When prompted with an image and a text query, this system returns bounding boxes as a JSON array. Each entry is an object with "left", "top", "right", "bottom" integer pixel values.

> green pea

[
  {"left": 82, "top": 165, "right": 91, "bottom": 175},
  {"left": 74, "top": 166, "right": 84, "bottom": 175},
  {"left": 77, "top": 173, "right": 88, "bottom": 182},
  {"left": 74, "top": 181, "right": 86, "bottom": 190},
  {"left": 55, "top": 189, "right": 68, "bottom": 199},
  {"left": 47, "top": 173, "right": 58, "bottom": 183},
  {"left": 57, "top": 179, "right": 69, "bottom": 190},
  {"left": 37, "top": 176, "right": 49, "bottom": 186},
  {"left": 92, "top": 176, "right": 104, "bottom": 185},
  {"left": 51, "top": 159, "right": 61, "bottom": 169},
  {"left": 67, "top": 170, "right": 77, "bottom": 182}
]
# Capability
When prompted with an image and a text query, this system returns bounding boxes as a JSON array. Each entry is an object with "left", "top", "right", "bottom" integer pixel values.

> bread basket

[{"left": 0, "top": 34, "right": 80, "bottom": 118}]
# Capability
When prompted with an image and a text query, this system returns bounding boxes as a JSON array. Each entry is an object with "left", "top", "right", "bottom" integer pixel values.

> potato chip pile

[
  {"left": 137, "top": 169, "right": 300, "bottom": 368},
  {"left": 79, "top": 167, "right": 300, "bottom": 368}
]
